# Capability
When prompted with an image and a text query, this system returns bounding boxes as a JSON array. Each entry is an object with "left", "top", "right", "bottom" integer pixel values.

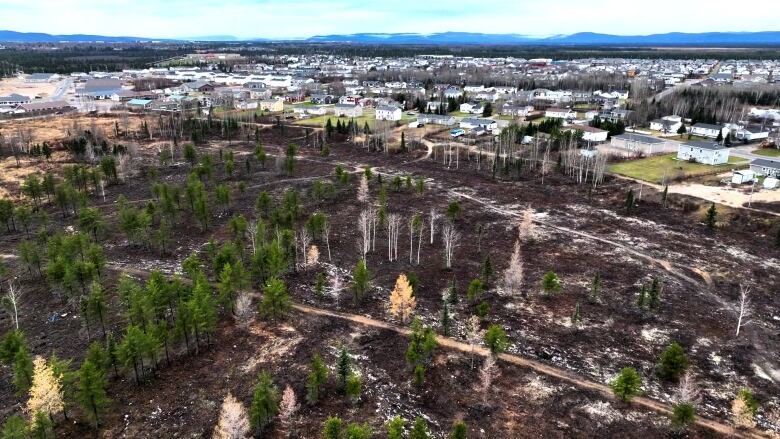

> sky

[{"left": 1, "top": 0, "right": 779, "bottom": 39}]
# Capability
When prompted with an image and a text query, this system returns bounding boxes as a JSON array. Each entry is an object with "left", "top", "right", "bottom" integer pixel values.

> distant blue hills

[{"left": 2, "top": 29, "right": 780, "bottom": 45}]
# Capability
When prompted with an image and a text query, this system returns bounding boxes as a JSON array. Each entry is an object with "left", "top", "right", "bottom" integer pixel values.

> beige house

[{"left": 259, "top": 99, "right": 284, "bottom": 112}]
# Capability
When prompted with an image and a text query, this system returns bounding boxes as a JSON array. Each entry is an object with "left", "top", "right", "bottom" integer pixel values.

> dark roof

[
  {"left": 750, "top": 158, "right": 780, "bottom": 169},
  {"left": 612, "top": 133, "right": 664, "bottom": 144},
  {"left": 682, "top": 141, "right": 725, "bottom": 151}
]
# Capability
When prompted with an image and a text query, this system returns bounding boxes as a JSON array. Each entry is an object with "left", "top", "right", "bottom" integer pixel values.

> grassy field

[
  {"left": 608, "top": 154, "right": 748, "bottom": 184},
  {"left": 752, "top": 148, "right": 780, "bottom": 157}
]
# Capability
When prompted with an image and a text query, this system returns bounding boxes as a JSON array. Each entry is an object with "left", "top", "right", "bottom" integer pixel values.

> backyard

[{"left": 608, "top": 153, "right": 748, "bottom": 184}]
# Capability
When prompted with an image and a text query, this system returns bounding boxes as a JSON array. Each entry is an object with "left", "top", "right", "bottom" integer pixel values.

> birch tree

[
  {"left": 298, "top": 228, "right": 311, "bottom": 268},
  {"left": 386, "top": 214, "right": 402, "bottom": 262},
  {"left": 322, "top": 219, "right": 332, "bottom": 262},
  {"left": 429, "top": 208, "right": 440, "bottom": 244},
  {"left": 2, "top": 281, "right": 22, "bottom": 330},
  {"left": 357, "top": 174, "right": 369, "bottom": 203},
  {"left": 357, "top": 210, "right": 371, "bottom": 262},
  {"left": 735, "top": 284, "right": 752, "bottom": 337},
  {"left": 442, "top": 223, "right": 460, "bottom": 269}
]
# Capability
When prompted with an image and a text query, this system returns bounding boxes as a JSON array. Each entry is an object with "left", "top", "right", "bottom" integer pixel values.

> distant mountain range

[{"left": 2, "top": 29, "right": 780, "bottom": 45}]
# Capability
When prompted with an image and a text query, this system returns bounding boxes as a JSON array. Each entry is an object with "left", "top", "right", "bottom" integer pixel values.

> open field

[
  {"left": 0, "top": 77, "right": 62, "bottom": 99},
  {"left": 608, "top": 154, "right": 748, "bottom": 184},
  {"left": 293, "top": 109, "right": 416, "bottom": 129},
  {"left": 0, "top": 115, "right": 778, "bottom": 437}
]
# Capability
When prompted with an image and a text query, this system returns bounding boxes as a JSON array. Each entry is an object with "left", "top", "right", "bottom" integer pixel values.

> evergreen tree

[
  {"left": 314, "top": 272, "right": 326, "bottom": 299},
  {"left": 1, "top": 415, "right": 27, "bottom": 439},
  {"left": 589, "top": 272, "right": 602, "bottom": 303},
  {"left": 400, "top": 132, "right": 406, "bottom": 152},
  {"left": 466, "top": 279, "right": 483, "bottom": 303},
  {"left": 648, "top": 278, "right": 662, "bottom": 309},
  {"left": 541, "top": 271, "right": 562, "bottom": 296},
  {"left": 387, "top": 416, "right": 405, "bottom": 439},
  {"left": 776, "top": 225, "right": 780, "bottom": 247},
  {"left": 441, "top": 301, "right": 451, "bottom": 336},
  {"left": 76, "top": 359, "right": 109, "bottom": 427},
  {"left": 449, "top": 420, "right": 467, "bottom": 439},
  {"left": 661, "top": 185, "right": 669, "bottom": 208},
  {"left": 337, "top": 347, "right": 352, "bottom": 390},
  {"left": 409, "top": 416, "right": 431, "bottom": 439},
  {"left": 345, "top": 373, "right": 362, "bottom": 402},
  {"left": 625, "top": 189, "right": 635, "bottom": 214},
  {"left": 611, "top": 367, "right": 642, "bottom": 402},
  {"left": 671, "top": 402, "right": 696, "bottom": 432},
  {"left": 637, "top": 284, "right": 648, "bottom": 309},
  {"left": 305, "top": 354, "right": 328, "bottom": 404},
  {"left": 705, "top": 203, "right": 717, "bottom": 230},
  {"left": 657, "top": 342, "right": 689, "bottom": 382},
  {"left": 484, "top": 324, "right": 509, "bottom": 356},
  {"left": 249, "top": 371, "right": 279, "bottom": 436},
  {"left": 405, "top": 318, "right": 437, "bottom": 384},
  {"left": 481, "top": 254, "right": 493, "bottom": 286},
  {"left": 258, "top": 278, "right": 291, "bottom": 321},
  {"left": 571, "top": 302, "right": 582, "bottom": 330},
  {"left": 30, "top": 412, "right": 52, "bottom": 439},
  {"left": 322, "top": 416, "right": 342, "bottom": 439},
  {"left": 352, "top": 259, "right": 370, "bottom": 303}
]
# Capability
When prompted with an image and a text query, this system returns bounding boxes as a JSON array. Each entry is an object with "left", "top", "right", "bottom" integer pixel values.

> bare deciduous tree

[
  {"left": 234, "top": 292, "right": 254, "bottom": 329},
  {"left": 279, "top": 385, "right": 299, "bottom": 424},
  {"left": 502, "top": 241, "right": 524, "bottom": 298},
  {"left": 429, "top": 208, "right": 441, "bottom": 244},
  {"left": 2, "top": 281, "right": 22, "bottom": 330},
  {"left": 298, "top": 228, "right": 311, "bottom": 267},
  {"left": 442, "top": 223, "right": 460, "bottom": 269},
  {"left": 736, "top": 284, "right": 752, "bottom": 337},
  {"left": 322, "top": 219, "right": 332, "bottom": 262},
  {"left": 386, "top": 214, "right": 402, "bottom": 262},
  {"left": 306, "top": 245, "right": 320, "bottom": 266},
  {"left": 675, "top": 372, "right": 701, "bottom": 405},
  {"left": 357, "top": 174, "right": 369, "bottom": 203},
  {"left": 475, "top": 355, "right": 500, "bottom": 404},
  {"left": 358, "top": 210, "right": 371, "bottom": 262},
  {"left": 213, "top": 392, "right": 250, "bottom": 439},
  {"left": 465, "top": 315, "right": 483, "bottom": 369}
]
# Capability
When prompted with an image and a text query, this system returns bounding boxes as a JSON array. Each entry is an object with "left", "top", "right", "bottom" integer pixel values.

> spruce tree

[
  {"left": 625, "top": 189, "right": 635, "bottom": 214},
  {"left": 441, "top": 301, "right": 451, "bottom": 336},
  {"left": 484, "top": 324, "right": 509, "bottom": 356},
  {"left": 410, "top": 416, "right": 431, "bottom": 439},
  {"left": 648, "top": 278, "right": 662, "bottom": 309},
  {"left": 1, "top": 415, "right": 27, "bottom": 439},
  {"left": 481, "top": 254, "right": 493, "bottom": 286},
  {"left": 589, "top": 272, "right": 602, "bottom": 303},
  {"left": 705, "top": 203, "right": 717, "bottom": 230},
  {"left": 611, "top": 367, "right": 642, "bottom": 402},
  {"left": 258, "top": 278, "right": 291, "bottom": 321},
  {"left": 352, "top": 259, "right": 370, "bottom": 303},
  {"left": 305, "top": 354, "right": 328, "bottom": 404},
  {"left": 322, "top": 416, "right": 342, "bottom": 439},
  {"left": 571, "top": 302, "right": 582, "bottom": 330},
  {"left": 657, "top": 342, "right": 689, "bottom": 382},
  {"left": 76, "top": 359, "right": 109, "bottom": 427},
  {"left": 449, "top": 420, "right": 467, "bottom": 439},
  {"left": 387, "top": 416, "right": 405, "bottom": 439},
  {"left": 249, "top": 371, "right": 279, "bottom": 436},
  {"left": 337, "top": 347, "right": 352, "bottom": 390}
]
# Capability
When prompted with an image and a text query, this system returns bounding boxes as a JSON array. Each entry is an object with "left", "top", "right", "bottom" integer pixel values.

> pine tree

[
  {"left": 467, "top": 279, "right": 483, "bottom": 303},
  {"left": 409, "top": 416, "right": 431, "bottom": 439},
  {"left": 447, "top": 277, "right": 459, "bottom": 305},
  {"left": 75, "top": 359, "right": 109, "bottom": 427},
  {"left": 387, "top": 416, "right": 405, "bottom": 439},
  {"left": 405, "top": 318, "right": 437, "bottom": 385},
  {"left": 541, "top": 272, "right": 562, "bottom": 296},
  {"left": 671, "top": 402, "right": 696, "bottom": 432},
  {"left": 400, "top": 132, "right": 406, "bottom": 152},
  {"left": 648, "top": 278, "right": 663, "bottom": 309},
  {"left": 322, "top": 416, "right": 342, "bottom": 439},
  {"left": 481, "top": 254, "right": 493, "bottom": 286},
  {"left": 589, "top": 272, "right": 602, "bottom": 303},
  {"left": 249, "top": 371, "right": 279, "bottom": 436},
  {"left": 345, "top": 373, "right": 362, "bottom": 402},
  {"left": 661, "top": 185, "right": 669, "bottom": 208},
  {"left": 625, "top": 189, "right": 635, "bottom": 214},
  {"left": 449, "top": 420, "right": 467, "bottom": 439},
  {"left": 611, "top": 367, "right": 642, "bottom": 402},
  {"left": 484, "top": 325, "right": 509, "bottom": 356},
  {"left": 637, "top": 284, "right": 648, "bottom": 309},
  {"left": 337, "top": 347, "right": 352, "bottom": 390},
  {"left": 1, "top": 415, "right": 27, "bottom": 439},
  {"left": 258, "top": 278, "right": 291, "bottom": 321},
  {"left": 305, "top": 354, "right": 328, "bottom": 404},
  {"left": 705, "top": 203, "right": 717, "bottom": 230},
  {"left": 657, "top": 342, "right": 689, "bottom": 382},
  {"left": 352, "top": 259, "right": 370, "bottom": 303}
]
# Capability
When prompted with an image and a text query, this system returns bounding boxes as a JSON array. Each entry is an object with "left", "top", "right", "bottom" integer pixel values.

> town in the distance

[{"left": 0, "top": 34, "right": 779, "bottom": 439}]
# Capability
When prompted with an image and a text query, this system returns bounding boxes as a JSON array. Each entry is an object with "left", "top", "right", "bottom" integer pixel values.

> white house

[
  {"left": 650, "top": 115, "right": 683, "bottom": 133},
  {"left": 460, "top": 102, "right": 483, "bottom": 114},
  {"left": 460, "top": 118, "right": 497, "bottom": 131},
  {"left": 545, "top": 108, "right": 576, "bottom": 119},
  {"left": 502, "top": 104, "right": 534, "bottom": 117},
  {"left": 610, "top": 133, "right": 674, "bottom": 156},
  {"left": 417, "top": 114, "right": 456, "bottom": 126},
  {"left": 749, "top": 158, "right": 780, "bottom": 177},
  {"left": 733, "top": 126, "right": 770, "bottom": 142},
  {"left": 689, "top": 123, "right": 728, "bottom": 139},
  {"left": 569, "top": 125, "right": 609, "bottom": 143},
  {"left": 333, "top": 103, "right": 363, "bottom": 118},
  {"left": 375, "top": 105, "right": 402, "bottom": 121},
  {"left": 677, "top": 141, "right": 730, "bottom": 165}
]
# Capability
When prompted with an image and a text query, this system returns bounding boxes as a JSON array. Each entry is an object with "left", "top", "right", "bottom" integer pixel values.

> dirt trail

[{"left": 293, "top": 303, "right": 761, "bottom": 439}]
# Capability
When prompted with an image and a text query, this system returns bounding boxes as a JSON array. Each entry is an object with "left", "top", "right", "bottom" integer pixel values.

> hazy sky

[{"left": 2, "top": 0, "right": 779, "bottom": 39}]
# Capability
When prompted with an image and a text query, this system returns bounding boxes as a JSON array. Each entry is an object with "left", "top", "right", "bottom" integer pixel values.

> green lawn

[
  {"left": 752, "top": 148, "right": 780, "bottom": 157},
  {"left": 608, "top": 154, "right": 748, "bottom": 184}
]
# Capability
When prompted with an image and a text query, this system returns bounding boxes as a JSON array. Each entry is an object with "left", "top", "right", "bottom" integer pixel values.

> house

[
  {"left": 545, "top": 108, "right": 576, "bottom": 120},
  {"left": 0, "top": 93, "right": 31, "bottom": 107},
  {"left": 650, "top": 115, "right": 683, "bottom": 133},
  {"left": 731, "top": 170, "right": 755, "bottom": 185},
  {"left": 733, "top": 125, "right": 770, "bottom": 142},
  {"left": 259, "top": 99, "right": 284, "bottom": 113},
  {"left": 690, "top": 123, "right": 728, "bottom": 139},
  {"left": 610, "top": 133, "right": 673, "bottom": 156},
  {"left": 427, "top": 101, "right": 448, "bottom": 112},
  {"left": 333, "top": 103, "right": 363, "bottom": 118},
  {"left": 79, "top": 78, "right": 123, "bottom": 99},
  {"left": 127, "top": 99, "right": 153, "bottom": 110},
  {"left": 569, "top": 125, "right": 609, "bottom": 143},
  {"left": 236, "top": 101, "right": 259, "bottom": 110},
  {"left": 375, "top": 105, "right": 402, "bottom": 121},
  {"left": 444, "top": 87, "right": 463, "bottom": 99},
  {"left": 25, "top": 73, "right": 58, "bottom": 83},
  {"left": 749, "top": 158, "right": 780, "bottom": 177},
  {"left": 309, "top": 94, "right": 335, "bottom": 105},
  {"left": 460, "top": 102, "right": 483, "bottom": 114},
  {"left": 460, "top": 118, "right": 497, "bottom": 130},
  {"left": 598, "top": 109, "right": 632, "bottom": 123},
  {"left": 501, "top": 104, "right": 534, "bottom": 117},
  {"left": 181, "top": 80, "right": 214, "bottom": 93},
  {"left": 417, "top": 114, "right": 456, "bottom": 126},
  {"left": 17, "top": 100, "right": 72, "bottom": 114},
  {"left": 676, "top": 141, "right": 730, "bottom": 165}
]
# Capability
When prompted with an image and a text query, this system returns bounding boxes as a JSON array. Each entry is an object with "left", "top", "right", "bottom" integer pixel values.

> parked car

[{"left": 450, "top": 128, "right": 465, "bottom": 138}]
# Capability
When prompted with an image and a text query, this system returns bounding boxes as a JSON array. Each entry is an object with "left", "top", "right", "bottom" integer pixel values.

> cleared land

[{"left": 608, "top": 153, "right": 748, "bottom": 184}]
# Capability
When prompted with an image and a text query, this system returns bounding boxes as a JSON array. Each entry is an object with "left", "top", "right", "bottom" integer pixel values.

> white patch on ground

[
  {"left": 753, "top": 363, "right": 780, "bottom": 383},
  {"left": 640, "top": 327, "right": 670, "bottom": 345},
  {"left": 523, "top": 376, "right": 559, "bottom": 402},
  {"left": 580, "top": 401, "right": 623, "bottom": 425}
]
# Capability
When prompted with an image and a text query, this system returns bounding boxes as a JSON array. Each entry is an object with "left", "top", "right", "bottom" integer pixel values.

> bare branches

[
  {"left": 675, "top": 372, "right": 701, "bottom": 405},
  {"left": 357, "top": 210, "right": 371, "bottom": 261},
  {"left": 2, "top": 281, "right": 22, "bottom": 330},
  {"left": 442, "top": 223, "right": 460, "bottom": 269},
  {"left": 213, "top": 392, "right": 250, "bottom": 439},
  {"left": 502, "top": 241, "right": 524, "bottom": 298},
  {"left": 736, "top": 284, "right": 752, "bottom": 337},
  {"left": 475, "top": 355, "right": 500, "bottom": 404},
  {"left": 429, "top": 208, "right": 441, "bottom": 245},
  {"left": 357, "top": 174, "right": 369, "bottom": 203},
  {"left": 386, "top": 213, "right": 402, "bottom": 262}
]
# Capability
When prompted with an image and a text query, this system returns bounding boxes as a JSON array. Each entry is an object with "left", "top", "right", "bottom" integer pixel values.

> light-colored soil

[{"left": 0, "top": 77, "right": 60, "bottom": 99}]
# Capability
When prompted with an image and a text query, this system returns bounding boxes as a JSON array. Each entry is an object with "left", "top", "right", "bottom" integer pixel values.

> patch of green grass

[
  {"left": 448, "top": 111, "right": 472, "bottom": 118},
  {"left": 293, "top": 109, "right": 415, "bottom": 130},
  {"left": 752, "top": 148, "right": 780, "bottom": 157},
  {"left": 608, "top": 154, "right": 748, "bottom": 184}
]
